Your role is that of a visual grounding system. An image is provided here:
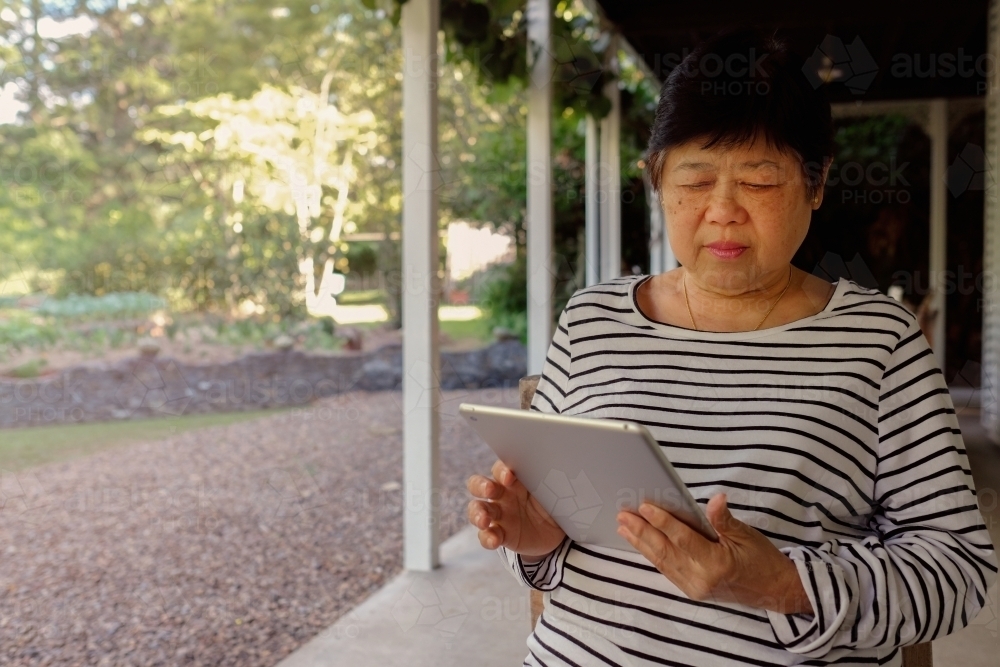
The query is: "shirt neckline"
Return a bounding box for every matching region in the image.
[628,274,846,341]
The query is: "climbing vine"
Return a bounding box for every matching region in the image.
[368,0,617,118]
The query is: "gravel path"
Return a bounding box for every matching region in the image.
[0,386,521,666]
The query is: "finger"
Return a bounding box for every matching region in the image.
[619,510,685,567]
[467,499,500,529]
[617,518,686,580]
[467,473,504,500]
[635,502,713,559]
[478,525,505,550]
[705,493,740,534]
[491,459,516,487]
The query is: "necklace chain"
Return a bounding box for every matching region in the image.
[683,265,793,332]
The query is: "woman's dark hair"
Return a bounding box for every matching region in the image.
[645,29,834,200]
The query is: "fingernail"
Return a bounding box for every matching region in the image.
[639,503,653,517]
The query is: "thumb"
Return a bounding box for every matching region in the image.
[706,493,738,534]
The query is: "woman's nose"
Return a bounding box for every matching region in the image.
[703,187,748,226]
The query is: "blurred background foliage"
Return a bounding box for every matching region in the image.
[0,0,655,341]
[3,0,935,355]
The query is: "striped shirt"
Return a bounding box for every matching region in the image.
[498,274,998,666]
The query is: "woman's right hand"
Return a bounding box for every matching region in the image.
[466,459,567,558]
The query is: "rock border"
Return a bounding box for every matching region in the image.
[0,340,528,428]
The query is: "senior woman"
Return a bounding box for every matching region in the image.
[465,30,997,666]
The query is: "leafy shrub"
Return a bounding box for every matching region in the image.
[0,314,60,355]
[34,292,166,320]
[9,358,48,378]
[343,243,379,276]
[479,256,527,344]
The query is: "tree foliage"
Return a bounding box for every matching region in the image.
[0,0,658,330]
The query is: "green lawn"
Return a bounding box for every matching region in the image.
[0,408,294,471]
[333,295,494,345]
[440,316,492,343]
[336,289,384,305]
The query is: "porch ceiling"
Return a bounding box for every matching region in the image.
[593,0,988,102]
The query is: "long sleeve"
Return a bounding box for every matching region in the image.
[497,304,576,590]
[527,305,573,415]
[498,534,575,591]
[766,314,998,658]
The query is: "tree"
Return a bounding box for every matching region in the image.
[150,84,377,316]
[0,0,657,331]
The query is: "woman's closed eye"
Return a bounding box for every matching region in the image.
[680,180,778,191]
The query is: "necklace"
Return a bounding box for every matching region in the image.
[683,265,793,332]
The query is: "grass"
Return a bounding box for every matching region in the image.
[0,407,296,471]
[336,289,384,305]
[8,358,48,378]
[440,316,492,343]
[332,302,494,344]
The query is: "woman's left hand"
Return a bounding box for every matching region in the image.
[616,493,813,615]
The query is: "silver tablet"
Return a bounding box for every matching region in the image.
[459,402,718,554]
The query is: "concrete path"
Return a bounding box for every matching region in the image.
[275,526,532,667]
[932,412,1000,666]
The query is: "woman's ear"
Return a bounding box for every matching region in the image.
[821,156,833,188]
[812,156,834,208]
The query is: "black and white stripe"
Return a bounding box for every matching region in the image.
[498,274,997,666]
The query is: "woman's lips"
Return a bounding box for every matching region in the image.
[705,243,747,259]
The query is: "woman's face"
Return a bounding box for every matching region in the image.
[659,137,819,294]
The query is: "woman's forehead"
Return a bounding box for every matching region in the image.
[672,157,783,172]
[666,140,795,171]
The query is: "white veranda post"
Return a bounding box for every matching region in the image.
[401,0,441,571]
[586,114,601,287]
[984,0,1000,441]
[927,98,948,369]
[526,0,554,375]
[599,55,621,282]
